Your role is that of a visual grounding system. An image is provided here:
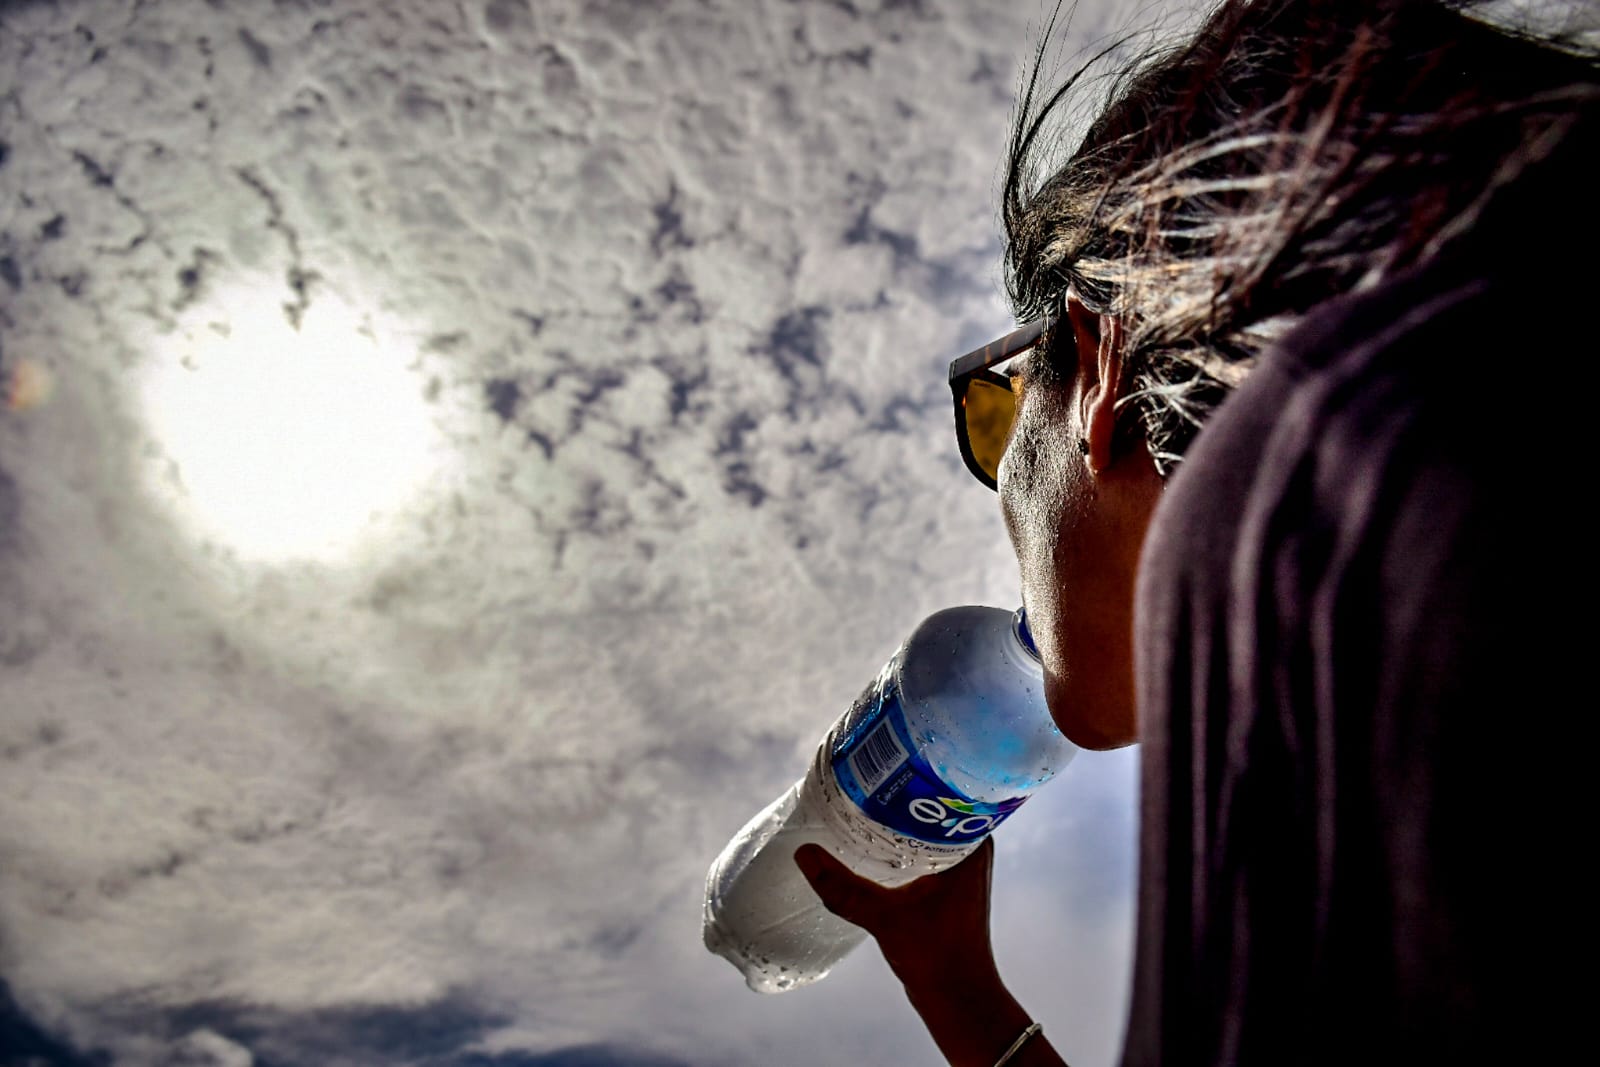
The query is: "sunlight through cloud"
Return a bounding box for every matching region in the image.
[135,278,448,566]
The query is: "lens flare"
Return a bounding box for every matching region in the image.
[3,359,56,412]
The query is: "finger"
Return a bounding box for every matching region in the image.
[922,835,994,897]
[972,833,995,889]
[793,844,883,929]
[932,834,993,877]
[972,833,995,874]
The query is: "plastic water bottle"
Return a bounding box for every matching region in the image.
[702,605,1077,993]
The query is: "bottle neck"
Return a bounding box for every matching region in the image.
[1012,607,1041,663]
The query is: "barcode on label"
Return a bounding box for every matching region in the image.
[849,719,909,796]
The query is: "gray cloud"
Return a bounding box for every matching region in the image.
[0,0,1147,1063]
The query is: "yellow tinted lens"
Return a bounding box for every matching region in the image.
[964,377,1017,482]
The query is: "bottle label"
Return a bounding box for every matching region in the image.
[830,669,1028,845]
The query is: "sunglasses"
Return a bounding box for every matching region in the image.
[947,317,1053,490]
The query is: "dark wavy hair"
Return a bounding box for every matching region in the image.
[1004,0,1598,473]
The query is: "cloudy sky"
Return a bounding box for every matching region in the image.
[0,1,1166,1063]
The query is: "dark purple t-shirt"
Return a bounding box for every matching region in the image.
[1122,117,1590,1065]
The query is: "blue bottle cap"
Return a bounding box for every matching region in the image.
[1013,606,1041,660]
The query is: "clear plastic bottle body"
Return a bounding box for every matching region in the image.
[703,606,1077,993]
[701,739,939,993]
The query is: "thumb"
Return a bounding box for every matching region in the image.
[794,844,885,930]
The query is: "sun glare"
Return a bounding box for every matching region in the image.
[136,281,448,566]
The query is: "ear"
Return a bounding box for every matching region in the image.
[1065,294,1126,476]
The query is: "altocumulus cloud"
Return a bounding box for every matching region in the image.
[0,0,1144,1064]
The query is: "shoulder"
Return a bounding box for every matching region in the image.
[1120,80,1596,1067]
[1125,216,1585,1066]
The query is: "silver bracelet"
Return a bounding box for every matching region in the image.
[994,1021,1043,1066]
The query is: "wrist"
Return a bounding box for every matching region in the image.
[899,950,1001,1010]
[901,962,1034,1067]
[886,928,999,993]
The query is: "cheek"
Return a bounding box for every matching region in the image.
[997,386,1087,685]
[999,391,1070,558]
[999,397,1073,628]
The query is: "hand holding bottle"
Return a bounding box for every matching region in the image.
[796,838,1068,1067]
[793,837,1000,988]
